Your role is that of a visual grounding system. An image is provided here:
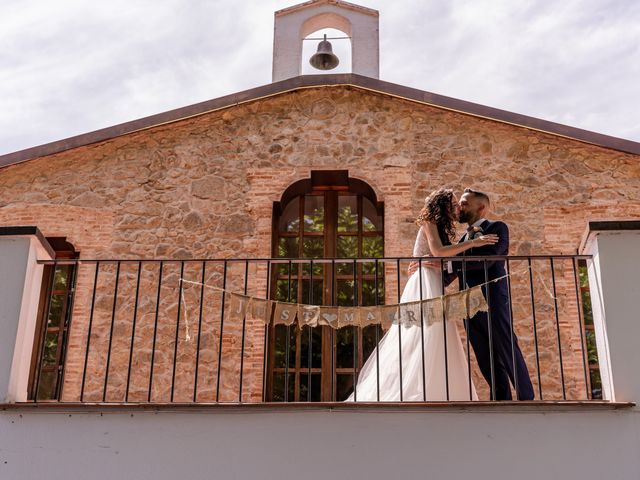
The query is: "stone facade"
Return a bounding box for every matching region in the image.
[1,86,638,402]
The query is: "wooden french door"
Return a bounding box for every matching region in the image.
[28,238,78,401]
[268,172,384,401]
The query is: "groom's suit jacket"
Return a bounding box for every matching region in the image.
[452,219,509,291]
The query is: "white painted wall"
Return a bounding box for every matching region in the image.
[0,236,52,402]
[1,407,638,480]
[583,230,640,407]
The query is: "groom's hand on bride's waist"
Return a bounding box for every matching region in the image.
[407,259,442,276]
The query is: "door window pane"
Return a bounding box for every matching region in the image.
[300,326,322,368]
[361,279,385,306]
[362,236,383,258]
[275,279,298,303]
[336,327,355,368]
[302,279,324,305]
[590,369,602,399]
[337,236,357,275]
[47,294,65,327]
[336,374,354,401]
[337,280,355,307]
[304,195,324,232]
[300,374,321,402]
[53,266,70,290]
[362,236,384,274]
[303,237,324,259]
[275,262,296,278]
[274,325,296,369]
[362,325,383,360]
[363,198,382,232]
[272,373,295,402]
[42,332,59,366]
[337,196,358,232]
[36,371,58,401]
[278,237,299,258]
[279,198,300,233]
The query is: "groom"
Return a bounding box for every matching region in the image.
[448,188,534,401]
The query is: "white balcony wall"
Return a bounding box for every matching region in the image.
[1,406,639,480]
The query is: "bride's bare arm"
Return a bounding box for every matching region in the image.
[423,222,497,257]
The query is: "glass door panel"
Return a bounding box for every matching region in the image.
[271,181,384,402]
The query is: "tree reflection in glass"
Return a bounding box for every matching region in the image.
[304,195,324,233]
[337,196,358,232]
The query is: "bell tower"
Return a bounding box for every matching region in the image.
[272,0,380,82]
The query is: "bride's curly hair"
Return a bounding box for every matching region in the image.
[415,188,456,242]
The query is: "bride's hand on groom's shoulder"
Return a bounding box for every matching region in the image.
[472,234,499,247]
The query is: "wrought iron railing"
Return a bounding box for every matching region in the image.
[32,254,599,404]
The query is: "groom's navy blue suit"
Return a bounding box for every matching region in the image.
[449,219,534,400]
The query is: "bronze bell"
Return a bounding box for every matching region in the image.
[309,34,339,70]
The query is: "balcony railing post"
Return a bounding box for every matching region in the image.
[57,258,79,402]
[483,260,496,401]
[396,259,403,402]
[572,257,590,400]
[440,259,450,401]
[238,260,249,402]
[193,261,207,402]
[148,261,164,403]
[81,261,100,403]
[307,259,313,402]
[284,260,292,402]
[352,258,357,402]
[124,261,142,403]
[505,259,519,400]
[528,258,543,400]
[374,258,380,402]
[549,258,566,400]
[262,260,271,402]
[170,261,185,402]
[215,261,228,402]
[418,258,426,401]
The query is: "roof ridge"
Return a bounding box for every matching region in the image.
[1,73,638,169]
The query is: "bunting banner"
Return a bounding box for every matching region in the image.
[214,284,487,329]
[177,264,536,330]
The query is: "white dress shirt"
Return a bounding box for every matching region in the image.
[448,218,487,273]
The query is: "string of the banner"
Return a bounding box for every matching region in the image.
[178,263,539,308]
[175,264,564,341]
[179,280,191,342]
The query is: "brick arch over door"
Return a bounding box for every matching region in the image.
[268,170,385,401]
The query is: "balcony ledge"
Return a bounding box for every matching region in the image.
[1,400,634,414]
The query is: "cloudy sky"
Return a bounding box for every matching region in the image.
[1,0,639,155]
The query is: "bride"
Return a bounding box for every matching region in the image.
[347,188,497,401]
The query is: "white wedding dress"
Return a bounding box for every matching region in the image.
[347,227,478,401]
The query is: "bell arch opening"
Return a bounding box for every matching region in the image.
[301,12,353,75]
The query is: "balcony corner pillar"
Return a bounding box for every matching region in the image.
[0,226,54,403]
[580,221,640,406]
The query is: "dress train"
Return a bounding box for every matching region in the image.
[346,266,478,401]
